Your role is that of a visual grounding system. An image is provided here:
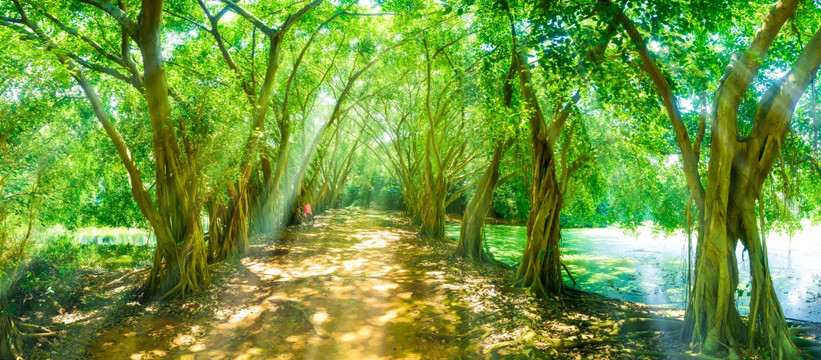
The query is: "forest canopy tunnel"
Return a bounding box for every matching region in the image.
[2,0,821,358]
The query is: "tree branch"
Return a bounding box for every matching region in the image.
[76,0,138,39]
[611,3,706,209]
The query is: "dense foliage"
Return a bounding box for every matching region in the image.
[1,0,820,358]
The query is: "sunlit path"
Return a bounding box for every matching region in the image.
[6,0,821,357]
[86,209,492,359]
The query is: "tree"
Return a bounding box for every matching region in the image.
[504,0,616,297]
[611,0,821,355]
[0,54,87,356]
[358,21,484,238]
[1,0,212,299]
[457,59,516,262]
[199,0,324,261]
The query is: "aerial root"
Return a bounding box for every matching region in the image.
[561,262,576,287]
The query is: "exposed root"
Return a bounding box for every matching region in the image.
[273,300,329,339]
[556,333,617,349]
[1,313,62,359]
[556,329,674,349]
[97,268,150,290]
[486,256,515,270]
[486,329,537,353]
[554,317,685,350]
[496,285,528,294]
[789,327,815,336]
[609,348,728,359]
[789,329,821,359]
[786,318,820,325]
[791,335,821,350]
[588,317,683,336]
[618,317,683,334]
[801,346,821,358]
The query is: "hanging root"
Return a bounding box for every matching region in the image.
[561,262,576,287]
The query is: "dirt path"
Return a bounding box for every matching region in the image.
[85,209,498,359]
[27,209,821,359]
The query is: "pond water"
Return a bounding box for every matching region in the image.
[445,223,821,322]
[76,227,154,245]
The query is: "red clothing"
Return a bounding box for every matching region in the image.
[303,204,313,216]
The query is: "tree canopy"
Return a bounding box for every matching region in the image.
[2,0,821,358]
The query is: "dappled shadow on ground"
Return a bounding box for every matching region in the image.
[80,209,494,359]
[35,209,819,359]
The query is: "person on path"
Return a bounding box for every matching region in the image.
[303,203,314,226]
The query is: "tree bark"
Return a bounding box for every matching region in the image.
[616,0,821,356]
[209,0,324,261]
[511,48,574,297]
[137,0,208,299]
[457,141,508,261]
[6,0,210,300]
[420,130,447,238]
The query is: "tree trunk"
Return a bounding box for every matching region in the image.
[211,0,323,259]
[253,139,291,234]
[420,132,446,239]
[510,44,575,297]
[513,136,565,297]
[457,141,508,261]
[459,59,516,261]
[211,34,280,261]
[138,0,208,299]
[614,0,821,355]
[420,188,446,238]
[209,182,249,262]
[506,9,616,296]
[685,16,821,360]
[24,0,209,300]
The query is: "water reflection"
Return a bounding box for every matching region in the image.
[76,228,154,245]
[445,224,821,322]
